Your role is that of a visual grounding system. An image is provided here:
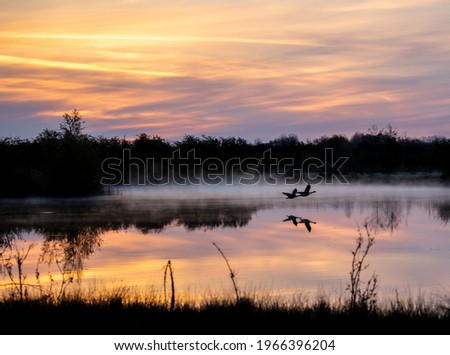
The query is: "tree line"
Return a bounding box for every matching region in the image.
[1,110,449,197]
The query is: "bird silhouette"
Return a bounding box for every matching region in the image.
[282,188,299,199]
[298,218,317,232]
[283,215,301,226]
[297,184,316,197]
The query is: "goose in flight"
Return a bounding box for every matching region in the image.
[282,188,299,199]
[298,218,317,232]
[297,184,316,197]
[283,215,301,226]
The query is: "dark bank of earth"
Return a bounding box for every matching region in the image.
[1,300,449,335]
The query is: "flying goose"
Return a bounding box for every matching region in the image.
[297,184,316,197]
[282,188,299,199]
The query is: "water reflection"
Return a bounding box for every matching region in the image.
[1,184,449,302]
[283,215,317,232]
[39,226,103,274]
[2,189,450,239]
[435,203,450,225]
[0,199,262,285]
[283,215,301,226]
[363,200,404,234]
[298,218,317,233]
[0,198,261,238]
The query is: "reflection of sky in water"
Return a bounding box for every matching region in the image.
[1,183,449,302]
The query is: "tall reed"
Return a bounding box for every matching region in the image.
[163,260,175,311]
[212,242,240,302]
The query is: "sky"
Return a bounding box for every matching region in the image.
[1,0,449,142]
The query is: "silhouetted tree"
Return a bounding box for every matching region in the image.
[60,109,85,138]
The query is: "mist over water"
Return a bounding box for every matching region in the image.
[1,180,449,303]
[107,176,450,199]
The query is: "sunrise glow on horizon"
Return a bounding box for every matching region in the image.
[1,0,449,141]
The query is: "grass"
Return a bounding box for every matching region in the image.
[0,290,449,335]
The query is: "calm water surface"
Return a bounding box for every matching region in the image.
[1,183,449,303]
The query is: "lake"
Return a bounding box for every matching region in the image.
[1,181,449,305]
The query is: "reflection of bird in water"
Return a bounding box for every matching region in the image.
[283,215,301,226]
[298,218,317,232]
[283,215,317,232]
[282,188,300,199]
[297,184,316,197]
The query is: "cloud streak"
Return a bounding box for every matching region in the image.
[0,54,181,77]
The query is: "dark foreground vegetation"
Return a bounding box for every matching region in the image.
[1,294,449,335]
[1,109,450,197]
